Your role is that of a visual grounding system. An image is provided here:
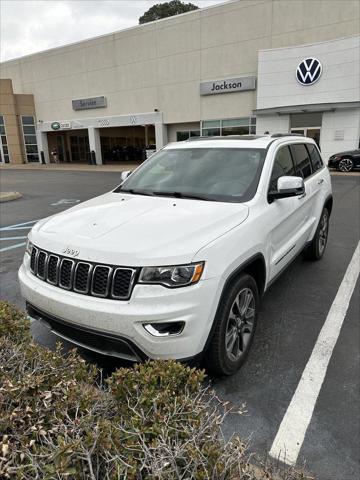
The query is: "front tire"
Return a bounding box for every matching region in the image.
[205,274,259,376]
[338,158,354,172]
[303,207,329,261]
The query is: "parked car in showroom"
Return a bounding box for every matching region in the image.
[20,134,332,376]
[328,148,360,172]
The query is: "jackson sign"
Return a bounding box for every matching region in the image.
[200,76,256,95]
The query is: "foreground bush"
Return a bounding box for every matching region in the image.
[0,301,311,479]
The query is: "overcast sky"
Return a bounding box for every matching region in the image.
[0,0,223,62]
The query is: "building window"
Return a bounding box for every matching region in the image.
[21,116,39,162]
[0,115,10,163]
[176,129,200,142]
[201,117,256,137]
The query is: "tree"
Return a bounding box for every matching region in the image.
[139,0,199,24]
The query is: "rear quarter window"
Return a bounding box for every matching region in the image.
[306,144,323,172]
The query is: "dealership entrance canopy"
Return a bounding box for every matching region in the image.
[0,0,359,166]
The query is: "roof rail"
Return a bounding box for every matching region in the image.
[186,135,262,141]
[271,133,304,138]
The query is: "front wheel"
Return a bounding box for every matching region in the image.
[205,274,259,376]
[303,207,329,261]
[338,158,354,172]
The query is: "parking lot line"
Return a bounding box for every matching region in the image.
[269,241,360,465]
[0,236,28,241]
[0,219,40,232]
[0,242,27,253]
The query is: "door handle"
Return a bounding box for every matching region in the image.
[317,178,324,185]
[298,192,306,200]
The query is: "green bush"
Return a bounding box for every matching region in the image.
[0,301,313,479]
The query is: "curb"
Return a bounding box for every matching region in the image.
[0,192,23,203]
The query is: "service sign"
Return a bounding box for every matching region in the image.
[200,76,256,95]
[72,96,107,111]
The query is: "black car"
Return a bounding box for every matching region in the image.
[328,148,360,172]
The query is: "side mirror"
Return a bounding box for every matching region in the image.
[120,170,131,183]
[268,176,305,202]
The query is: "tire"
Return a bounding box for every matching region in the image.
[303,207,329,261]
[205,273,259,376]
[338,157,354,172]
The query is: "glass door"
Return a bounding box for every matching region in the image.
[291,127,321,148]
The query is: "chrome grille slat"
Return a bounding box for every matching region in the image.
[74,262,92,294]
[59,258,75,290]
[37,251,48,280]
[47,255,60,285]
[30,246,38,274]
[112,268,136,299]
[91,265,112,297]
[29,246,136,301]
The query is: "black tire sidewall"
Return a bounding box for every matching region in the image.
[314,207,329,259]
[208,274,259,376]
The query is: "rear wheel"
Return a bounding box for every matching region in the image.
[338,158,354,172]
[303,207,329,260]
[205,274,259,376]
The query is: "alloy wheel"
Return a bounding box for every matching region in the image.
[338,158,353,172]
[225,288,255,361]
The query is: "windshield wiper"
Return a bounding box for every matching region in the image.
[151,191,215,201]
[118,188,155,196]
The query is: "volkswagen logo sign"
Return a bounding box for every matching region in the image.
[296,57,322,86]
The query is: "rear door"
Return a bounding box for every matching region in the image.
[289,143,319,245]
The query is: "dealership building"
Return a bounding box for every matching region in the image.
[0,0,359,166]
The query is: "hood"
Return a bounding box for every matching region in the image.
[330,150,357,157]
[31,192,249,265]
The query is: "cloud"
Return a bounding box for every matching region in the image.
[0,0,220,61]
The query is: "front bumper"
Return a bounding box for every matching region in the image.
[19,261,221,360]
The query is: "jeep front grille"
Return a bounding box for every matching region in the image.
[29,246,137,301]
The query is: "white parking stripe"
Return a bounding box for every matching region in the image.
[0,219,39,231]
[269,241,360,465]
[0,242,27,253]
[0,236,28,241]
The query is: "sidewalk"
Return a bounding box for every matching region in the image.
[0,162,141,172]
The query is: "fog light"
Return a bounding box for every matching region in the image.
[143,322,185,337]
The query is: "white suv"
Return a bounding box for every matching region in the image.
[19,135,332,375]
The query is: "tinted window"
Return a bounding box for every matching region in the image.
[306,144,323,172]
[290,144,312,179]
[269,146,295,191]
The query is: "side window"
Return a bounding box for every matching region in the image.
[290,144,312,179]
[306,143,323,173]
[269,146,295,191]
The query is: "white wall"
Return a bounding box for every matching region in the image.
[321,109,360,161]
[1,1,359,125]
[257,36,360,110]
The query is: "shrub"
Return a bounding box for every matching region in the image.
[0,302,313,479]
[0,300,30,343]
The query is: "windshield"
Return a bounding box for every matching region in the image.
[115,147,266,202]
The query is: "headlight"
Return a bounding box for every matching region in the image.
[139,262,204,288]
[25,239,33,256]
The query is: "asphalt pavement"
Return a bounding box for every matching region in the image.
[0,169,359,480]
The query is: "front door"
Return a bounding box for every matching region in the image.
[267,145,303,281]
[291,127,321,148]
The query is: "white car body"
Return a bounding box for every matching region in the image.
[19,135,332,366]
